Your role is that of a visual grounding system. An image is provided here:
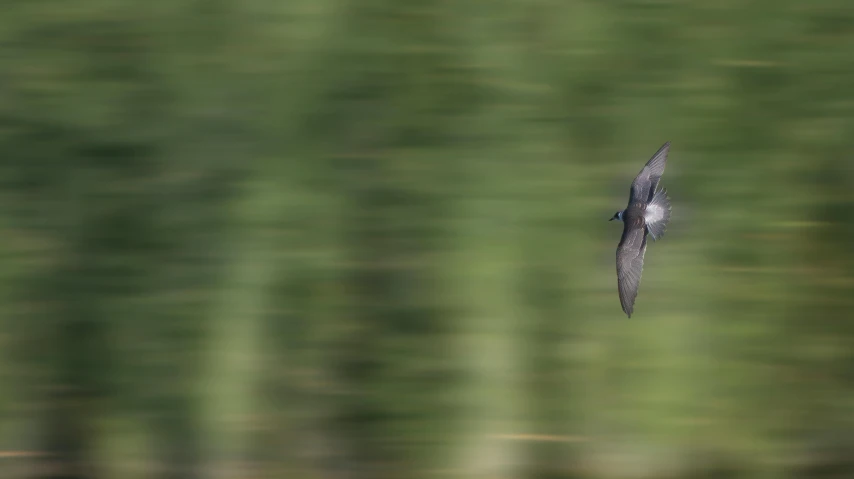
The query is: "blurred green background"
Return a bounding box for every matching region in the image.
[2,0,854,478]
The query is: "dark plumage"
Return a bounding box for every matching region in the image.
[609,142,672,317]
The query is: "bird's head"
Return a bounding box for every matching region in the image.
[609,210,624,222]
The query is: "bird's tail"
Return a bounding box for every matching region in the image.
[645,188,671,241]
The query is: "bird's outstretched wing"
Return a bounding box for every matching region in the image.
[630,141,670,204]
[616,220,648,318]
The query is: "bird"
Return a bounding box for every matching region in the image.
[609,141,672,318]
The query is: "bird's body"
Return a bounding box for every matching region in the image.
[609,142,672,317]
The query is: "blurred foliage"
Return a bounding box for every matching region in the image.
[1,0,854,478]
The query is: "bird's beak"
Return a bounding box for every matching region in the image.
[608,216,615,221]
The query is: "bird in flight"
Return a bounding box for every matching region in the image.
[609,142,672,318]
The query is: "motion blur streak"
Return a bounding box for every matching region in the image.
[0,1,853,478]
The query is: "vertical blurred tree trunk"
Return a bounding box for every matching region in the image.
[442,138,526,478]
[452,204,525,479]
[198,175,284,479]
[517,244,578,478]
[31,140,159,479]
[332,165,397,478]
[328,159,441,479]
[42,266,104,479]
